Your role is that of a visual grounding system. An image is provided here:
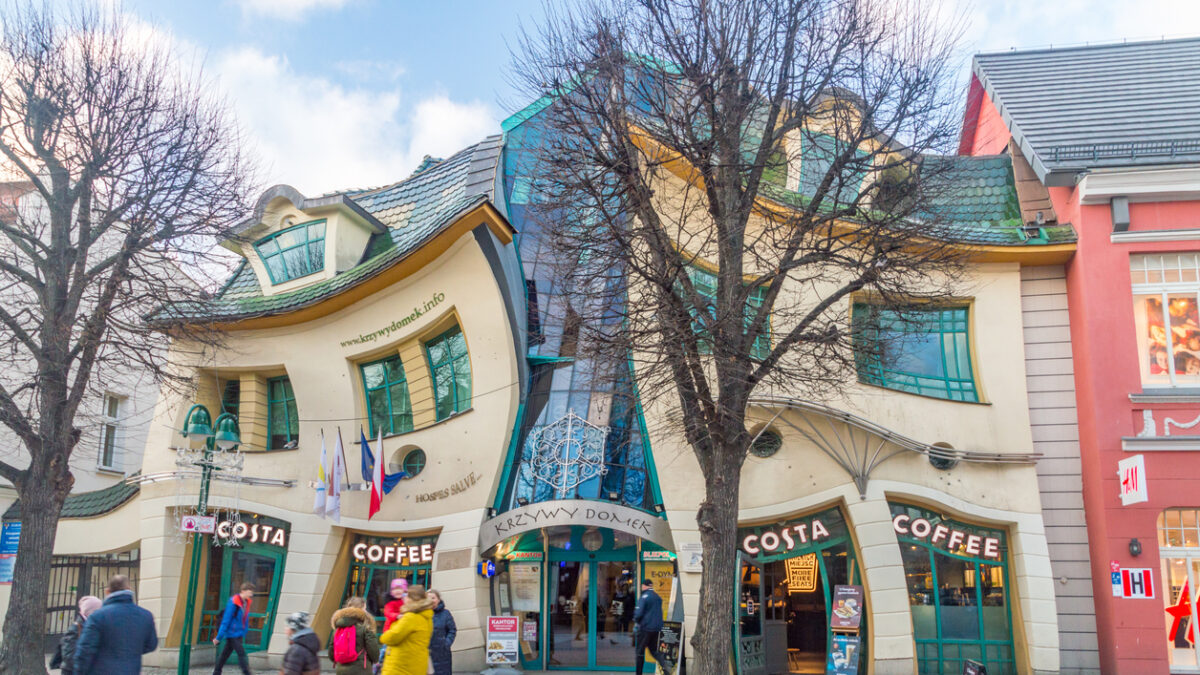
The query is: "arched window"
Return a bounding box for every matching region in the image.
[1158,508,1200,669]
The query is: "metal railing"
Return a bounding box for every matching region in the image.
[1050,139,1200,164]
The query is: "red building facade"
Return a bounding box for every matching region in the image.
[964,39,1200,673]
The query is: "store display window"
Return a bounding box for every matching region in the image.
[1130,253,1200,388]
[890,502,1014,675]
[1159,508,1200,671]
[341,532,438,625]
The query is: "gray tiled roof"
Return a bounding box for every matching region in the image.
[155,135,504,323]
[973,37,1200,181]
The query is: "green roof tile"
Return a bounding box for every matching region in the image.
[3,480,138,521]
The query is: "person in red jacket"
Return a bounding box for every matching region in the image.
[382,578,409,631]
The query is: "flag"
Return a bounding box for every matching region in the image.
[313,431,328,517]
[328,429,345,523]
[359,427,407,495]
[369,428,384,520]
[360,428,374,483]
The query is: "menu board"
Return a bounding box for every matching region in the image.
[486,616,519,665]
[826,634,860,675]
[656,621,682,674]
[510,562,541,612]
[829,585,864,631]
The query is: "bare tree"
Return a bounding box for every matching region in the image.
[0,4,252,671]
[510,0,968,671]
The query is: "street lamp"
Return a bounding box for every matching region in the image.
[177,403,240,675]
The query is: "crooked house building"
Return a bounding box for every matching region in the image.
[3,81,1098,675]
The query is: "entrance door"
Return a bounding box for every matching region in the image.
[548,560,637,670]
[200,543,286,652]
[736,552,767,675]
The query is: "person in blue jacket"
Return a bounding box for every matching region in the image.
[632,579,671,675]
[212,582,257,675]
[73,575,158,675]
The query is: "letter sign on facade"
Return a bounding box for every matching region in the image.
[892,514,1001,560]
[1118,454,1149,506]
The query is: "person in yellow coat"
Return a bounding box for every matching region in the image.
[380,584,437,675]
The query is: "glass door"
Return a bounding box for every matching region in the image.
[736,552,767,675]
[595,561,637,668]
[549,561,590,668]
[548,559,637,670]
[226,549,282,650]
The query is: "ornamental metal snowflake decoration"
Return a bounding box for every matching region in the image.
[530,410,609,499]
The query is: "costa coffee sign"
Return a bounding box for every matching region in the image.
[216,520,287,547]
[741,519,831,555]
[892,513,1000,559]
[353,541,434,565]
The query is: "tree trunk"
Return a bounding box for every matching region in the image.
[0,467,67,675]
[689,449,743,675]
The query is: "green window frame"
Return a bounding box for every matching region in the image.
[220,379,240,419]
[890,502,1014,675]
[425,325,472,421]
[361,355,413,437]
[402,449,427,477]
[685,265,771,360]
[853,303,979,402]
[266,377,298,450]
[254,220,326,284]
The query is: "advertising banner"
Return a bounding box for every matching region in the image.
[486,616,519,666]
[829,585,864,631]
[656,621,683,674]
[0,522,20,584]
[826,634,860,675]
[510,563,542,612]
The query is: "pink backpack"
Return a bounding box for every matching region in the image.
[332,625,362,664]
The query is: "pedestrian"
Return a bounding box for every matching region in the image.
[382,577,409,631]
[211,582,256,675]
[329,596,381,675]
[633,579,671,675]
[73,575,158,674]
[281,611,321,675]
[49,595,101,675]
[380,584,436,675]
[426,590,457,675]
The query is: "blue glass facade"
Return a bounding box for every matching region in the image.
[496,112,663,514]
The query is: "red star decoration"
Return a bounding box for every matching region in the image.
[1167,582,1196,645]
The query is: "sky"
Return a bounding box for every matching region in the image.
[115,0,1200,195]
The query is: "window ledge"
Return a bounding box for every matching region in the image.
[1130,389,1200,403]
[857,380,990,405]
[376,407,476,440]
[1122,436,1200,452]
[95,466,125,476]
[244,446,300,454]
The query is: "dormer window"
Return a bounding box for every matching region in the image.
[254,219,326,283]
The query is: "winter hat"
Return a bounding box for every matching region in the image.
[285,611,311,631]
[78,596,102,618]
[390,578,409,593]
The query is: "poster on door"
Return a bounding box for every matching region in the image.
[486,616,519,665]
[510,563,541,612]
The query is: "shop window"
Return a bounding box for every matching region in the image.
[341,533,437,625]
[683,265,771,360]
[425,325,472,420]
[890,502,1014,675]
[361,355,413,437]
[254,220,326,283]
[1158,508,1200,669]
[1131,253,1200,388]
[402,449,426,477]
[98,394,123,472]
[266,377,299,450]
[853,303,980,402]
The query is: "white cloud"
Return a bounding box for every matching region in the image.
[233,0,351,21]
[212,47,496,194]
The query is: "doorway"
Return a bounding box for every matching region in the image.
[548,559,638,670]
[200,543,286,652]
